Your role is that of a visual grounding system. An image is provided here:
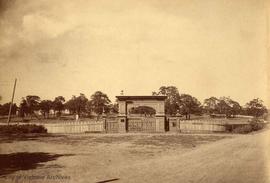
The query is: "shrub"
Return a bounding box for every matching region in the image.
[232,125,253,134]
[0,124,47,134]
[231,118,266,134]
[250,118,265,131]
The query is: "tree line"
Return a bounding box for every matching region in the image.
[0,86,268,119]
[152,86,267,119]
[0,91,115,119]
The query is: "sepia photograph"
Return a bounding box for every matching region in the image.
[0,0,269,182]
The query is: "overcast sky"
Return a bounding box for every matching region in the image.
[0,0,269,107]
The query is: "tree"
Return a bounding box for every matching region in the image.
[65,97,77,115]
[0,103,17,116]
[85,100,93,115]
[110,103,119,114]
[245,98,267,117]
[217,97,242,118]
[25,95,40,118]
[179,94,202,119]
[19,98,28,119]
[103,103,119,115]
[65,94,88,117]
[39,100,53,119]
[204,97,242,118]
[153,86,181,115]
[203,97,219,114]
[89,91,111,116]
[52,96,65,117]
[216,98,230,115]
[228,100,242,117]
[152,91,158,96]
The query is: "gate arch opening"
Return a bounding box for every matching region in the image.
[128,106,156,117]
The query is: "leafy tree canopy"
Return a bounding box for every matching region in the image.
[153,86,180,115]
[245,98,267,117]
[203,96,242,117]
[25,95,40,113]
[89,91,111,115]
[52,96,65,116]
[0,103,17,115]
[39,100,53,118]
[65,94,88,116]
[179,94,202,119]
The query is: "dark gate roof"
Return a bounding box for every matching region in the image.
[116,95,167,101]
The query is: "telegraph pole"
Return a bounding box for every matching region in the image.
[7,78,17,125]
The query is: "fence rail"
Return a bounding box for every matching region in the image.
[168,118,237,132]
[105,118,119,133]
[38,121,105,133]
[0,117,255,134]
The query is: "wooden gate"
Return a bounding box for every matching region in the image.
[105,118,119,133]
[127,117,156,132]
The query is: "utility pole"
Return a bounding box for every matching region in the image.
[7,78,17,125]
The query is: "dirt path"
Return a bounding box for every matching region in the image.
[99,130,269,183]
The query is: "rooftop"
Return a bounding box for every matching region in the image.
[116,95,167,101]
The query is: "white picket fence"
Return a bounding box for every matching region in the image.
[2,117,254,134]
[41,119,229,134]
[168,118,237,132]
[179,120,226,132]
[37,121,105,133]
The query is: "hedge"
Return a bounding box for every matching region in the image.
[231,118,266,134]
[0,124,47,134]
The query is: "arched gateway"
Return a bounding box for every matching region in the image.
[116,95,167,132]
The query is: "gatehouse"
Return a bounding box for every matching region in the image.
[116,95,167,132]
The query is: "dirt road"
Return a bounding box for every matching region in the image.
[113,130,270,183]
[105,130,270,183]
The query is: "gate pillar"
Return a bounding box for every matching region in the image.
[118,116,127,133]
[118,100,127,133]
[155,115,165,132]
[155,101,166,132]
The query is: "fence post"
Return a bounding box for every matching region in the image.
[104,118,107,133]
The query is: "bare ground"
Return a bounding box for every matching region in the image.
[0,131,269,183]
